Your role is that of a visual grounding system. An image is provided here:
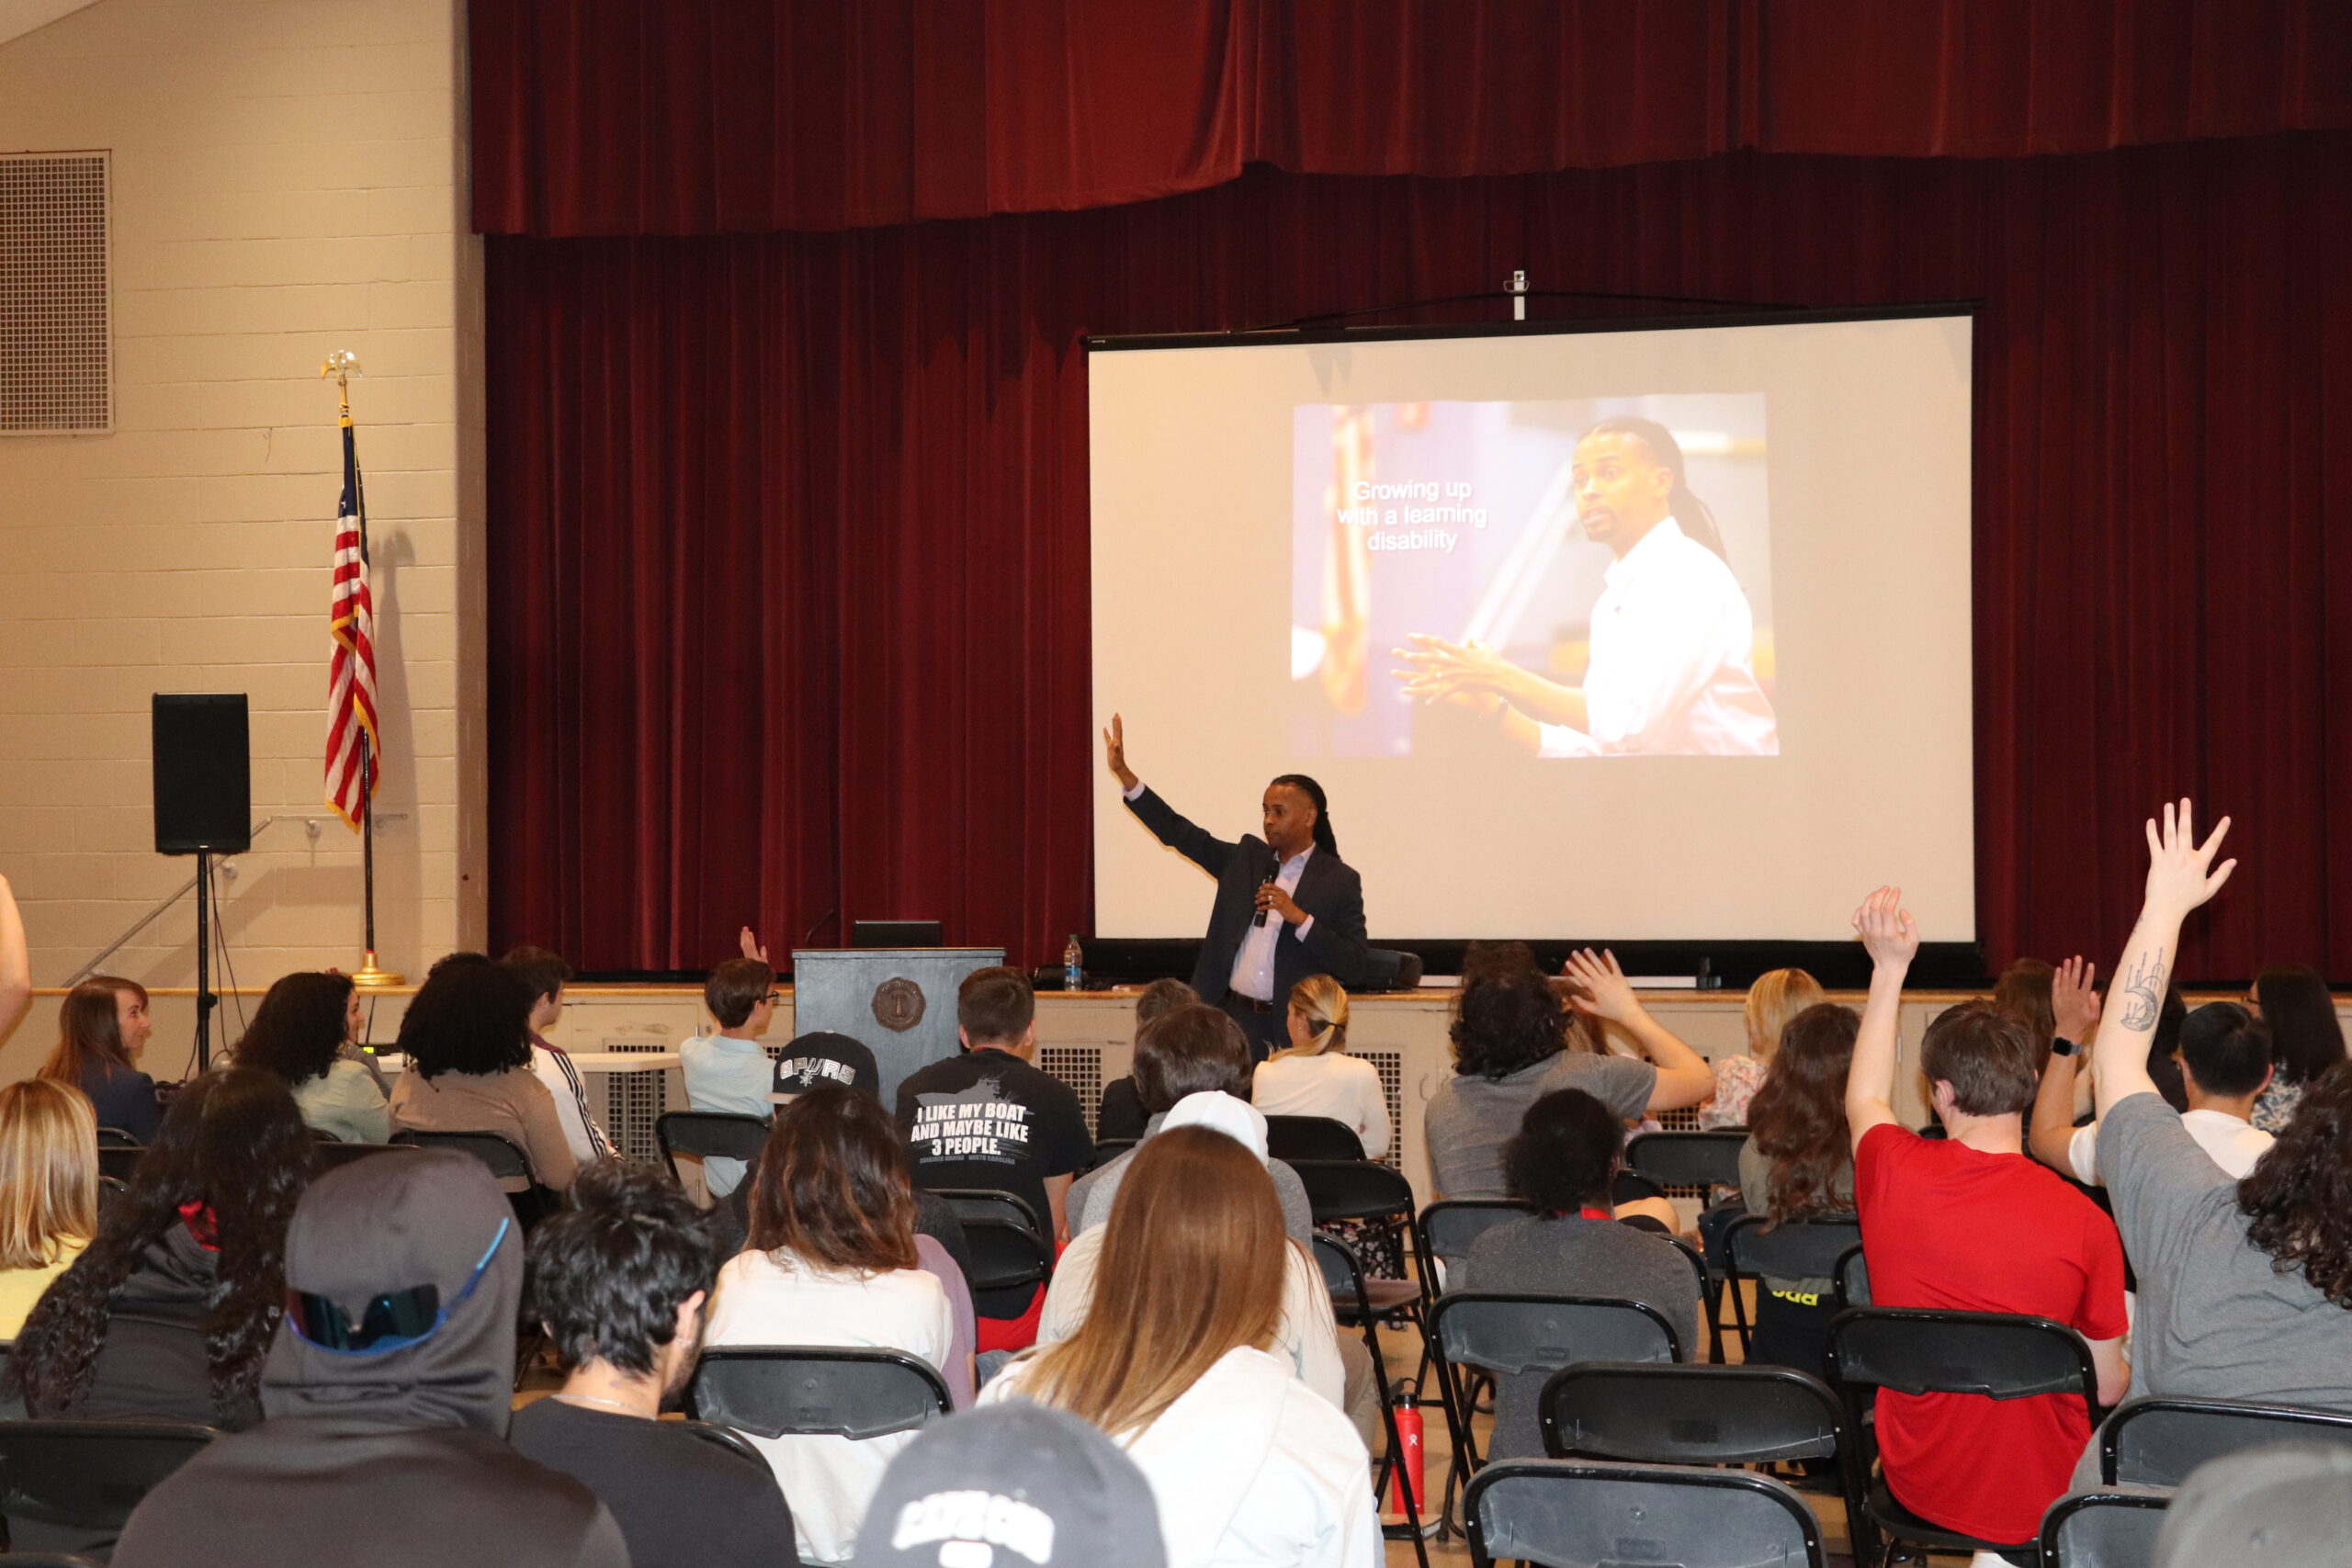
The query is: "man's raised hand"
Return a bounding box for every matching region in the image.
[1562,948,1641,1022]
[2143,799,2235,920]
[2052,955,2101,1042]
[739,926,769,964]
[1102,712,1138,792]
[1851,886,1920,972]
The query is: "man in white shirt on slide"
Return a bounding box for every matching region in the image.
[1393,416,1777,756]
[2030,957,2275,1184]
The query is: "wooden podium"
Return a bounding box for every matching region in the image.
[790,946,1005,1105]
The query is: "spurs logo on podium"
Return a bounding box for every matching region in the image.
[871,976,926,1032]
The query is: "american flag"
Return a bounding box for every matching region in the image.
[325,419,377,828]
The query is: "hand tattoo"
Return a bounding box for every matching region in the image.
[2119,948,2166,1031]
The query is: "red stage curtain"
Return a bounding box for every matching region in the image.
[470,0,2350,235]
[486,131,2352,980]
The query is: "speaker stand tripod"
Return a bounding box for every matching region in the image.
[192,848,217,1072]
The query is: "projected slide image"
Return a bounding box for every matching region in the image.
[1291,395,1777,759]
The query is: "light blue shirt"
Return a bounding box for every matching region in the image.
[679,1032,772,1196]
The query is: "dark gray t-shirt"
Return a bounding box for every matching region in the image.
[1424,1052,1657,1200]
[1460,1213,1700,1461]
[2099,1090,2352,1407]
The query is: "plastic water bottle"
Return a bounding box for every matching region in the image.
[1062,935,1084,994]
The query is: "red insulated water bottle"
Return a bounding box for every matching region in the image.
[1389,1389,1426,1517]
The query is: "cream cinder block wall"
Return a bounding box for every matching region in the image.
[0,0,483,1085]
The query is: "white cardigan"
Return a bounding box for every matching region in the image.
[982,1345,1376,1568]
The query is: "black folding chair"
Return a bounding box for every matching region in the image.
[1416,1199,1529,1286]
[93,1128,139,1149]
[389,1130,553,1228]
[685,1347,953,1444]
[2098,1394,2352,1486]
[92,1143,141,1186]
[1084,1137,1136,1171]
[1611,1168,1667,1205]
[1719,1213,1860,1358]
[1264,1114,1366,1162]
[314,1139,420,1170]
[1313,1235,1429,1568]
[0,1420,218,1541]
[1463,1458,1825,1568]
[1834,1243,1871,1308]
[1826,1306,2108,1568]
[654,1111,771,1190]
[958,1217,1054,1319]
[2039,1489,2170,1568]
[1625,1130,1748,1191]
[1290,1159,1423,1313]
[926,1189,1044,1239]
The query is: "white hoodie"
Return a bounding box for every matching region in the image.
[982,1345,1377,1568]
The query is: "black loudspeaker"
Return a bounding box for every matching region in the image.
[152,694,251,854]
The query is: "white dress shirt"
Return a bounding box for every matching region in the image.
[1536,516,1779,757]
[2069,1105,2273,1184]
[1122,780,1315,1001]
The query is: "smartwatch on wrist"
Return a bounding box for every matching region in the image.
[2050,1036,2078,1057]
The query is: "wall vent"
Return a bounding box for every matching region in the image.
[0,151,110,434]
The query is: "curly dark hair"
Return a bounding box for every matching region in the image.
[2238,1061,2352,1308]
[1747,1004,1859,1224]
[232,971,355,1088]
[1501,1089,1622,1213]
[8,1067,314,1427]
[527,1160,728,1378]
[396,953,534,1080]
[1451,966,1569,1081]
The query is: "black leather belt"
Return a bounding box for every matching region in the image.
[1231,996,1278,1013]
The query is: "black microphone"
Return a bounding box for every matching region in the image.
[1253,847,1277,927]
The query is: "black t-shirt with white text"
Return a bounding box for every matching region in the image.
[894,1048,1092,1235]
[767,1031,881,1100]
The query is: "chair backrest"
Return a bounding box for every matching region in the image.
[1541,1360,1845,1465]
[1625,1131,1748,1190]
[655,1111,771,1174]
[1084,1138,1137,1171]
[1826,1307,2099,1406]
[1834,1244,1871,1307]
[94,1146,141,1185]
[0,1420,219,1531]
[1264,1115,1366,1162]
[959,1217,1053,1296]
[2100,1396,2352,1487]
[390,1128,537,1184]
[686,1348,953,1441]
[1419,1200,1530,1265]
[1724,1213,1863,1283]
[1611,1168,1666,1205]
[928,1188,1044,1238]
[1432,1292,1680,1376]
[1464,1458,1825,1568]
[677,1418,772,1472]
[93,1128,140,1150]
[315,1139,421,1170]
[1289,1158,1415,1225]
[1311,1233,1375,1310]
[2039,1489,2171,1568]
[1663,1235,1710,1303]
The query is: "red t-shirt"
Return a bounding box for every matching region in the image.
[1853,1124,2128,1543]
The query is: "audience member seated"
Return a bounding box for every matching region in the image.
[982,1127,1377,1568]
[1040,1090,1350,1420]
[1250,975,1390,1159]
[1068,1003,1313,1244]
[114,1149,627,1568]
[2247,962,2347,1134]
[1094,977,1197,1142]
[0,1077,96,1337]
[707,1083,956,1564]
[506,945,615,1162]
[233,970,390,1143]
[389,953,581,1194]
[514,1160,800,1568]
[897,966,1092,1246]
[1423,946,1714,1199]
[1992,955,2059,1076]
[1461,1088,1701,1461]
[38,975,162,1145]
[0,872,28,1050]
[2084,803,2352,1414]
[769,1029,881,1102]
[681,950,782,1198]
[2034,987,2274,1183]
[1700,966,1823,1129]
[1846,886,2127,1562]
[1736,1002,1860,1373]
[9,1068,313,1435]
[854,1403,1168,1568]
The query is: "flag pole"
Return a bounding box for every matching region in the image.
[323,351,401,989]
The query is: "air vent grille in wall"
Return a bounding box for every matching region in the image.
[0,151,110,434]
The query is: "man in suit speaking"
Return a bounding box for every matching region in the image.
[1103,714,1369,1057]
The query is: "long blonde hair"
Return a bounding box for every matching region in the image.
[0,1079,98,1270]
[1744,968,1826,1060]
[1020,1127,1286,1438]
[1275,975,1350,1059]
